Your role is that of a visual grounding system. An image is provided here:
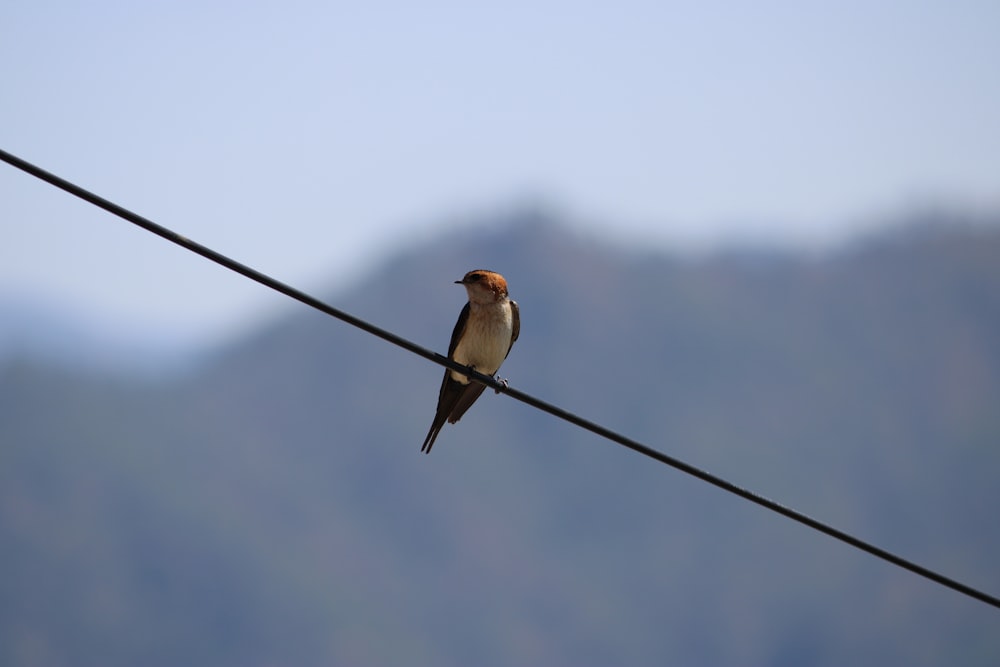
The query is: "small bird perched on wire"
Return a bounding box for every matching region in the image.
[421,270,520,454]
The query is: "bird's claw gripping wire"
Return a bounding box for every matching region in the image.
[494,376,510,393]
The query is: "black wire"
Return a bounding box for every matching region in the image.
[2,147,998,610]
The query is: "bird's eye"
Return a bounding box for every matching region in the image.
[469,274,482,282]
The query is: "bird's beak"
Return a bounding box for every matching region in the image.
[454,279,465,285]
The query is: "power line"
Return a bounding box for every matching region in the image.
[2,147,998,611]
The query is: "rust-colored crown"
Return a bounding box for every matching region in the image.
[457,270,508,297]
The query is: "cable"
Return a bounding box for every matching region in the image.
[2,147,998,610]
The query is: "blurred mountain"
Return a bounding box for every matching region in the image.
[0,296,198,375]
[2,210,999,666]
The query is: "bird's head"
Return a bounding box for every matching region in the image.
[456,270,509,303]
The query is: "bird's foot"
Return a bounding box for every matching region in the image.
[494,376,509,394]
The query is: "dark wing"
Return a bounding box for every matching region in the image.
[447,302,471,357]
[421,303,473,454]
[443,382,487,426]
[506,299,520,358]
[421,374,470,453]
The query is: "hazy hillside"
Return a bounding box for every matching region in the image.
[0,296,197,374]
[2,211,999,666]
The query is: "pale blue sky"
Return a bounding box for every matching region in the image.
[2,1,999,345]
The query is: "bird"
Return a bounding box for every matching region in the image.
[421,269,520,454]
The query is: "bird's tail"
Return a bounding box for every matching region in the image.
[421,419,445,454]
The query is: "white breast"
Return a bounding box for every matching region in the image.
[450,301,514,384]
